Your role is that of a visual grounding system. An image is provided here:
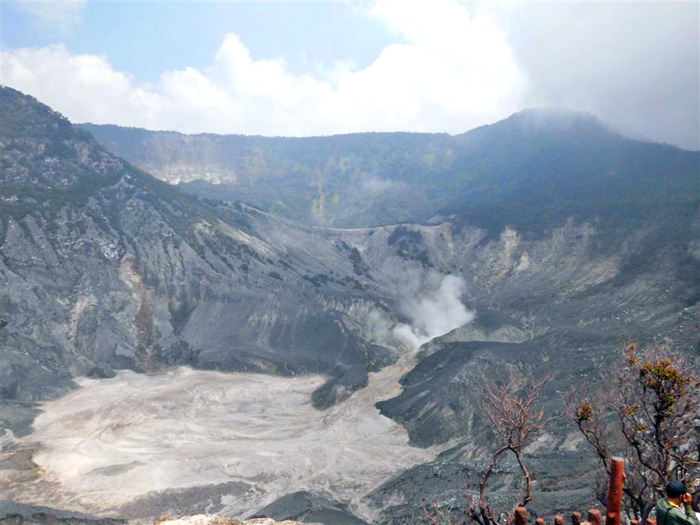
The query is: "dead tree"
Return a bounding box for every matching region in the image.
[469,371,555,525]
[568,343,700,521]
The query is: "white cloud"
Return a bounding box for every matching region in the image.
[6,0,693,147]
[1,0,526,136]
[489,1,700,149]
[1,45,168,125]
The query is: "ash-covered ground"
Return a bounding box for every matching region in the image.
[1,357,434,521]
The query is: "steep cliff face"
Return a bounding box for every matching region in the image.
[0,88,400,433]
[79,110,699,238]
[4,87,699,433]
[2,88,699,523]
[356,218,699,522]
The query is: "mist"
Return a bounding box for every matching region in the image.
[495,2,700,150]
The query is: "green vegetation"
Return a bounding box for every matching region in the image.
[302,272,366,291]
[0,87,259,266]
[388,226,432,266]
[568,344,699,520]
[81,111,699,248]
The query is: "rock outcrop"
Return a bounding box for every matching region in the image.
[1,87,698,523]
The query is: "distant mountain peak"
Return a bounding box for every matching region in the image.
[501,107,613,133]
[459,106,624,146]
[513,106,599,120]
[1,86,74,139]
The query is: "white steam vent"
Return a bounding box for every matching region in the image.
[370,271,474,352]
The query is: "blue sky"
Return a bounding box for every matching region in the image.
[2,1,699,149]
[3,2,395,83]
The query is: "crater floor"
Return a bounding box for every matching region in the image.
[2,358,434,520]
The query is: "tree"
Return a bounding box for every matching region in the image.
[468,371,555,525]
[569,343,700,520]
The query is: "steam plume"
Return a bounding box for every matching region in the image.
[370,272,474,352]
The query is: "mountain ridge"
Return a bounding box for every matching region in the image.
[2,87,699,523]
[78,107,684,147]
[78,109,699,236]
[0,86,402,418]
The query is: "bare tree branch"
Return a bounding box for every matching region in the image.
[468,370,555,524]
[567,343,700,520]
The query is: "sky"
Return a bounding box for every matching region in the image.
[1,0,699,150]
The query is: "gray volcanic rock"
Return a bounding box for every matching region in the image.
[0,499,125,524]
[0,402,40,438]
[117,482,254,520]
[79,110,699,238]
[251,492,368,525]
[365,445,596,524]
[376,333,615,449]
[364,459,477,525]
[2,87,699,523]
[359,215,699,519]
[365,338,604,521]
[0,87,398,433]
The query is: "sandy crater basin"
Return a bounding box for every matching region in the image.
[8,359,434,518]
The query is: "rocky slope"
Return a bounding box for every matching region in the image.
[0,87,404,434]
[79,109,699,237]
[1,87,698,523]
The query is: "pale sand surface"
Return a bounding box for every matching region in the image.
[2,356,434,519]
[159,517,305,524]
